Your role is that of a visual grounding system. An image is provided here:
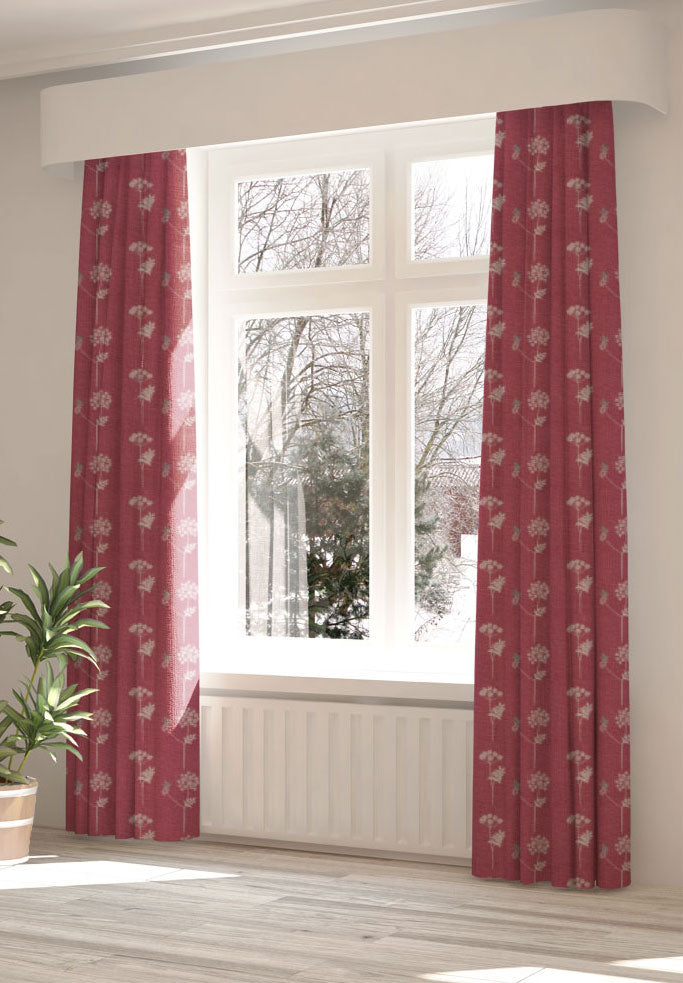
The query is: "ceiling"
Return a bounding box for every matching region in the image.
[0,0,618,81]
[0,0,325,49]
[0,0,365,79]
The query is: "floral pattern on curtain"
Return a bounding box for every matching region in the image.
[67,151,199,841]
[473,103,629,888]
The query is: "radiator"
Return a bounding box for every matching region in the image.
[199,695,473,860]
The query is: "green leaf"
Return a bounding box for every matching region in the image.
[51,584,80,619]
[8,612,43,643]
[0,739,22,755]
[70,553,85,586]
[57,601,109,627]
[6,587,41,624]
[47,679,62,709]
[0,763,28,784]
[56,690,97,712]
[12,689,32,717]
[55,653,69,675]
[39,661,52,695]
[28,565,50,608]
[53,636,98,659]
[1,704,29,734]
[75,565,105,586]
[56,682,78,702]
[68,618,109,632]
[61,714,93,726]
[56,722,83,736]
[51,563,70,602]
[0,713,13,741]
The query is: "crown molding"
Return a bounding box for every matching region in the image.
[0,0,539,81]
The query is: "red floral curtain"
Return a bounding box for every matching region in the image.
[67,151,199,840]
[473,104,629,888]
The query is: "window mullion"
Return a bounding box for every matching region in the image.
[385,149,414,653]
[369,298,387,652]
[391,295,415,652]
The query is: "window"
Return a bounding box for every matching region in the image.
[239,311,370,640]
[237,169,371,273]
[413,303,487,648]
[199,117,494,683]
[412,155,493,261]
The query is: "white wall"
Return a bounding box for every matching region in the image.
[1,0,682,883]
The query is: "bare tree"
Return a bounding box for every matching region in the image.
[237,160,490,640]
[414,304,486,640]
[238,169,370,273]
[413,158,492,260]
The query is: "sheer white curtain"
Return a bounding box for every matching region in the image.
[240,352,309,637]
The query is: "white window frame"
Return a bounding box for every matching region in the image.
[192,115,495,699]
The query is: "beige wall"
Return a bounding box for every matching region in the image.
[0,1,682,883]
[613,0,683,887]
[0,74,82,827]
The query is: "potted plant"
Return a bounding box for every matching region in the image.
[0,520,108,866]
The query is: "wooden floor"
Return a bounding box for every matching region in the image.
[0,829,681,983]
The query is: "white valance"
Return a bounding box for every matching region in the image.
[40,7,666,167]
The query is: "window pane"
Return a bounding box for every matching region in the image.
[413,305,486,645]
[412,155,493,261]
[239,312,370,639]
[237,169,370,273]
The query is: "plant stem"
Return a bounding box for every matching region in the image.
[26,660,40,695]
[16,749,32,778]
[14,659,41,780]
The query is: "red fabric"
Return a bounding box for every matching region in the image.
[473,104,629,887]
[67,152,199,840]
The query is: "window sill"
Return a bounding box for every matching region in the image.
[200,672,474,706]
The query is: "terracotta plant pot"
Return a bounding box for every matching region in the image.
[0,778,38,867]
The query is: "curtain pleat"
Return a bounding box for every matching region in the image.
[473,104,629,888]
[67,151,199,841]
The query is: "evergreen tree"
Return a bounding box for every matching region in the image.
[301,420,370,639]
[414,472,450,617]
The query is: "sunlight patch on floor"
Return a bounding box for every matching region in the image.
[421,969,542,983]
[422,968,676,983]
[613,959,683,975]
[527,971,678,983]
[0,859,240,890]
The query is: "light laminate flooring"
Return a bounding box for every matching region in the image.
[0,828,680,983]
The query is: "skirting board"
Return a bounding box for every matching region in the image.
[199,831,472,867]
